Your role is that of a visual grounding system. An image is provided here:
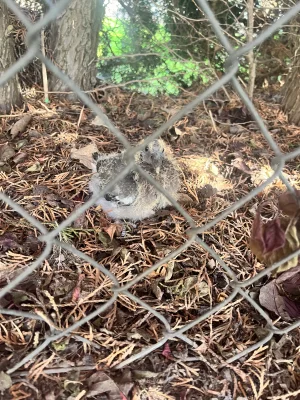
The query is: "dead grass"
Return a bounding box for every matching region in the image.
[0,87,300,399]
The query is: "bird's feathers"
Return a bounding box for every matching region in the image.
[89,139,180,221]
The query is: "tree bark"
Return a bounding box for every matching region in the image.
[0,1,22,114]
[49,0,104,98]
[282,16,300,126]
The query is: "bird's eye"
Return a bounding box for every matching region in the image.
[145,146,149,152]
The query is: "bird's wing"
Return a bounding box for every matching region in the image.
[91,152,140,206]
[102,172,138,206]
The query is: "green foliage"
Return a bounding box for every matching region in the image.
[97,0,292,95]
[98,18,214,95]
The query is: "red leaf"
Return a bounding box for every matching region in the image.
[259,280,291,321]
[259,265,300,321]
[278,189,300,217]
[162,342,172,359]
[72,274,84,302]
[263,219,285,254]
[283,297,300,318]
[277,265,300,297]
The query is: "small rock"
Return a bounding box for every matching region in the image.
[0,371,12,393]
[0,165,11,173]
[0,144,15,162]
[229,125,245,134]
[28,130,42,138]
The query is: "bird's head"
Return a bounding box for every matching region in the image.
[138,139,166,171]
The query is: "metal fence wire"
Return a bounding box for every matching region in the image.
[1,0,300,377]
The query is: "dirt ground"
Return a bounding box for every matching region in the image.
[0,86,300,399]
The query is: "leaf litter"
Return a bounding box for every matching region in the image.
[0,87,300,399]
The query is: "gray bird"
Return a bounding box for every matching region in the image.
[89,139,180,221]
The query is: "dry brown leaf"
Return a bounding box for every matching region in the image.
[91,115,108,127]
[0,233,20,252]
[178,193,194,205]
[104,224,117,241]
[86,371,127,399]
[276,265,300,298]
[151,281,163,300]
[10,114,32,139]
[259,279,291,321]
[45,193,74,209]
[70,142,98,170]
[231,157,253,175]
[13,151,27,164]
[98,231,111,247]
[115,370,134,399]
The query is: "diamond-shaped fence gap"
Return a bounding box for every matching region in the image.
[195,206,280,283]
[0,242,52,300]
[226,331,274,364]
[38,53,132,149]
[194,236,238,281]
[173,288,239,338]
[54,240,120,286]
[115,238,195,292]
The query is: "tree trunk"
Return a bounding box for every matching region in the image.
[282,16,300,126]
[49,0,104,98]
[282,61,300,126]
[0,1,22,114]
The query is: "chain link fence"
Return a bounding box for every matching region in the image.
[1,0,300,377]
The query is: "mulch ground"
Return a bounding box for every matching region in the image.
[0,85,300,399]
